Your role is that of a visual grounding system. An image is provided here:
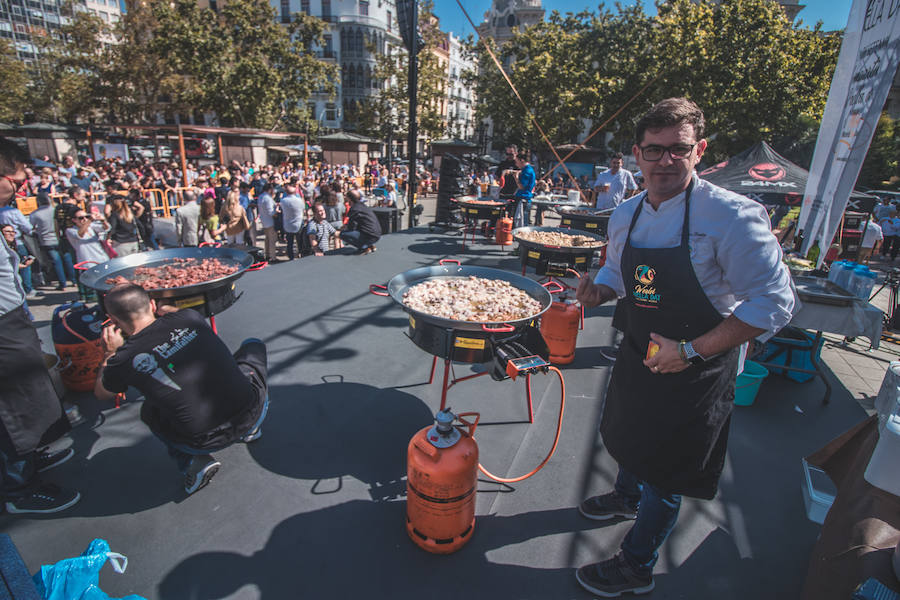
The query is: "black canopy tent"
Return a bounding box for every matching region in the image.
[699,141,876,213]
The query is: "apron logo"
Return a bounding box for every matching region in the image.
[633,265,660,305]
[634,265,656,285]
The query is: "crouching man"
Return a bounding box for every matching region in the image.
[94,284,268,495]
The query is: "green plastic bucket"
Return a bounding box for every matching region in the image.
[734,360,769,406]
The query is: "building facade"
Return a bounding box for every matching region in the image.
[474,0,544,46]
[0,0,121,65]
[447,32,476,140]
[270,0,400,132]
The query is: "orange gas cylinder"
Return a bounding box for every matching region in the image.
[495,216,513,246]
[540,294,580,364]
[407,410,478,554]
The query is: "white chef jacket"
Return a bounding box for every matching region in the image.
[594,175,794,337]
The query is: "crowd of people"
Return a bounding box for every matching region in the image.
[0,153,419,310]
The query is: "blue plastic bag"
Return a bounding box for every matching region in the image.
[32,539,146,600]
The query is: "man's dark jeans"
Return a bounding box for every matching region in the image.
[614,466,682,572]
[340,230,378,251]
[152,338,269,472]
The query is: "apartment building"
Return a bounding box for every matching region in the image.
[0,0,120,64]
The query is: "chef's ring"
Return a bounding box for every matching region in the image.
[652,366,659,373]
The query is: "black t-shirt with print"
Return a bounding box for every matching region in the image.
[102,309,255,446]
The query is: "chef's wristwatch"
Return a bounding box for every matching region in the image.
[679,340,705,366]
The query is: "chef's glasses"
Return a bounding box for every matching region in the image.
[638,143,697,162]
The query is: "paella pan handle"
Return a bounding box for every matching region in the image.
[199,241,222,248]
[481,323,514,333]
[73,260,98,271]
[439,259,461,266]
[246,261,268,271]
[369,284,389,297]
[542,281,565,294]
[565,268,582,279]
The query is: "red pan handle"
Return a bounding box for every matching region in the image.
[542,281,565,293]
[199,241,222,248]
[566,268,582,279]
[482,323,514,333]
[73,260,98,271]
[247,261,268,271]
[369,284,389,297]
[439,259,461,266]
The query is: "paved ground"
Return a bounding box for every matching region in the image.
[7,197,884,599]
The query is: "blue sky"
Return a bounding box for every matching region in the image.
[434,1,855,38]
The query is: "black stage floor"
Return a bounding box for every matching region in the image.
[4,228,867,599]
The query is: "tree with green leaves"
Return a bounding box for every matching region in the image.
[151,0,337,130]
[857,113,899,189]
[28,1,110,122]
[470,0,840,164]
[355,1,448,143]
[0,39,27,123]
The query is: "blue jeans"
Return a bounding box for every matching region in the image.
[15,244,32,293]
[42,245,76,287]
[156,395,269,472]
[340,230,377,250]
[615,467,682,571]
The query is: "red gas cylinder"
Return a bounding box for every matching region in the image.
[540,294,580,364]
[596,243,607,268]
[495,217,514,246]
[407,410,478,554]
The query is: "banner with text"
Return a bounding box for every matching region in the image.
[797,0,900,263]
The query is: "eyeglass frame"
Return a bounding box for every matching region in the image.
[637,142,698,162]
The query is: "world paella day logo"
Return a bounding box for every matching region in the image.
[633,265,660,304]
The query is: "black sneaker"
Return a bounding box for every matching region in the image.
[184,455,220,495]
[34,447,75,473]
[5,483,81,515]
[576,553,655,597]
[579,491,638,521]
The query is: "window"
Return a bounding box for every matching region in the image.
[321,0,330,20]
[325,102,336,121]
[323,33,332,57]
[11,6,21,15]
[280,0,290,23]
[14,23,25,32]
[300,0,308,13]
[0,21,10,31]
[347,64,355,88]
[386,10,390,32]
[359,0,367,16]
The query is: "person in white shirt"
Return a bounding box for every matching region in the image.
[859,215,883,264]
[573,98,794,597]
[279,183,305,260]
[592,153,638,210]
[256,183,278,262]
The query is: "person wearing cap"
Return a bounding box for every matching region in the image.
[0,137,79,514]
[574,98,793,596]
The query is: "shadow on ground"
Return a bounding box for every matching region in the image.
[158,502,606,600]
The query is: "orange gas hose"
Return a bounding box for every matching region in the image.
[477,366,566,483]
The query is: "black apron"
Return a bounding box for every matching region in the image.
[0,306,69,457]
[600,181,738,500]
